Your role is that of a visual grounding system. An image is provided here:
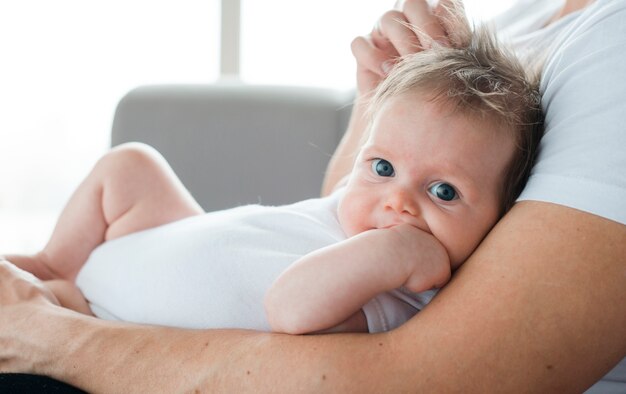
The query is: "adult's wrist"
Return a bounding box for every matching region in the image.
[36,305,88,376]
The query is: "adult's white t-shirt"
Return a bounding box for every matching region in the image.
[493,0,626,391]
[495,0,626,225]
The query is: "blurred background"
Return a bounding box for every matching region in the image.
[0,0,515,253]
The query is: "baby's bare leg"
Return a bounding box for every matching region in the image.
[5,143,203,281]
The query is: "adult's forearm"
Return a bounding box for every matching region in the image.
[4,202,625,392]
[397,201,626,392]
[25,307,394,393]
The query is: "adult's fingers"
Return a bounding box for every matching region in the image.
[433,0,471,47]
[376,10,422,56]
[0,260,58,306]
[351,35,390,94]
[401,0,450,48]
[371,21,400,60]
[352,0,464,95]
[0,259,38,284]
[351,35,392,78]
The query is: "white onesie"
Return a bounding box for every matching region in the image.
[76,189,435,332]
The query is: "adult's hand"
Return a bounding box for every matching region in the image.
[322,0,469,196]
[0,260,60,373]
[0,259,59,307]
[350,0,464,95]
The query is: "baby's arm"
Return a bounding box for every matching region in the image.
[265,224,451,334]
[43,279,94,316]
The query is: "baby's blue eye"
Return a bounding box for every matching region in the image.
[429,182,458,202]
[371,159,395,177]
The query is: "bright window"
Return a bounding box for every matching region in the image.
[240,0,516,88]
[0,0,219,252]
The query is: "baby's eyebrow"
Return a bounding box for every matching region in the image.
[360,144,392,158]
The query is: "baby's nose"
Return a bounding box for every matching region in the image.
[384,189,432,234]
[385,188,419,216]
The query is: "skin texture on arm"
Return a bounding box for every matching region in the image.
[1,200,624,392]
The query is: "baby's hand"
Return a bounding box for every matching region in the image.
[385,224,451,292]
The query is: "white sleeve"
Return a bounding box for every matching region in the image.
[362,288,437,333]
[517,0,626,225]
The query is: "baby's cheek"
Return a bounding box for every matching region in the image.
[452,211,501,267]
[338,207,358,237]
[337,198,365,237]
[446,230,484,269]
[337,199,352,235]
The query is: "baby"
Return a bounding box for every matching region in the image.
[4,25,543,334]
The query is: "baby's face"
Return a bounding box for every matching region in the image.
[337,93,516,268]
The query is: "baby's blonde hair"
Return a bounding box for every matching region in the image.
[368,14,543,214]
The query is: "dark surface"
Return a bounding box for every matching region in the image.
[0,374,86,393]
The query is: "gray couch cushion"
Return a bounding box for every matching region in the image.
[112,83,353,211]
